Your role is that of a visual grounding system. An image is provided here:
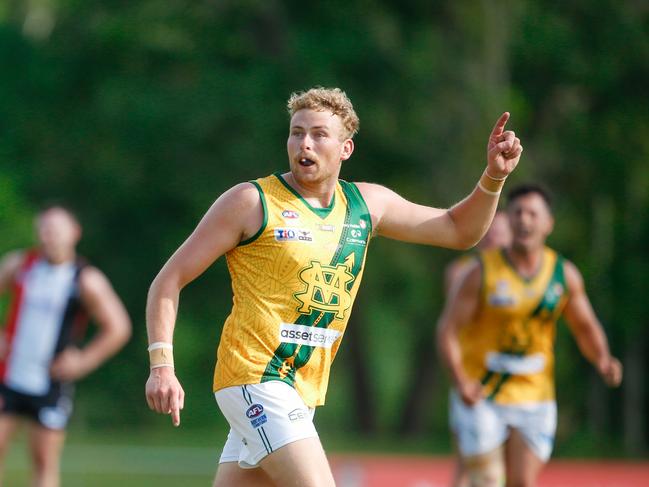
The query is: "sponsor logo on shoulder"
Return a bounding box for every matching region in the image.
[343,219,369,247]
[274,228,313,242]
[343,219,368,230]
[282,210,300,219]
[246,404,268,428]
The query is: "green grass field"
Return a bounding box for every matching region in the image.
[6,428,219,486]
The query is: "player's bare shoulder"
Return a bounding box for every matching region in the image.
[457,258,483,293]
[562,258,585,294]
[353,182,394,234]
[78,265,110,296]
[354,181,392,207]
[220,182,263,212]
[195,182,264,245]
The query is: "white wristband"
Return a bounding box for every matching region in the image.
[150,363,175,370]
[477,181,501,196]
[484,170,507,181]
[148,342,173,352]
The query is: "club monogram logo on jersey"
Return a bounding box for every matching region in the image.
[294,261,354,319]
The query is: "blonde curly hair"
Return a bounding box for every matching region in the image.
[287,87,359,140]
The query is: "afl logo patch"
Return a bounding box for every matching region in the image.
[282,210,299,219]
[246,403,268,429]
[246,404,264,419]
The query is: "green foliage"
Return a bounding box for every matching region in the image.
[0,0,647,456]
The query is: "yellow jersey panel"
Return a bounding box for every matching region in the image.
[213,173,372,407]
[459,247,568,404]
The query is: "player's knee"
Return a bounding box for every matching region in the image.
[31,446,61,474]
[0,436,10,458]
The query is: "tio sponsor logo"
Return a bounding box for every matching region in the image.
[274,228,313,242]
[246,404,264,419]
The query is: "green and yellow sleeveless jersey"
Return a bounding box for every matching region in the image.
[213,173,372,407]
[459,247,569,404]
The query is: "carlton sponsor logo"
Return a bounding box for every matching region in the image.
[279,323,341,348]
[246,404,264,419]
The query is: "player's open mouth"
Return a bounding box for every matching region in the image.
[299,158,316,167]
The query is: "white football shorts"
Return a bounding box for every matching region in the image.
[215,380,317,468]
[449,390,557,462]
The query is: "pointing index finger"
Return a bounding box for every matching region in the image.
[171,405,181,427]
[170,393,181,427]
[490,112,510,138]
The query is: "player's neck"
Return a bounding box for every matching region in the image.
[41,249,76,266]
[282,172,337,209]
[506,246,544,279]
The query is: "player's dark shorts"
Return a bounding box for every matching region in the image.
[0,382,74,430]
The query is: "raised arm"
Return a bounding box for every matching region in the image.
[437,261,484,405]
[0,250,24,295]
[0,251,25,359]
[50,266,132,382]
[145,182,263,426]
[562,260,622,387]
[358,113,522,249]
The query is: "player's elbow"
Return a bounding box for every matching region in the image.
[118,317,132,347]
[436,320,453,355]
[457,239,479,251]
[109,312,132,351]
[447,234,480,251]
[444,210,485,250]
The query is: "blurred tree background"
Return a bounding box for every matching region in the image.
[0,0,647,458]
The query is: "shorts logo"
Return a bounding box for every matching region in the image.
[274,228,313,242]
[282,210,299,219]
[246,404,264,419]
[246,404,268,429]
[288,408,309,422]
